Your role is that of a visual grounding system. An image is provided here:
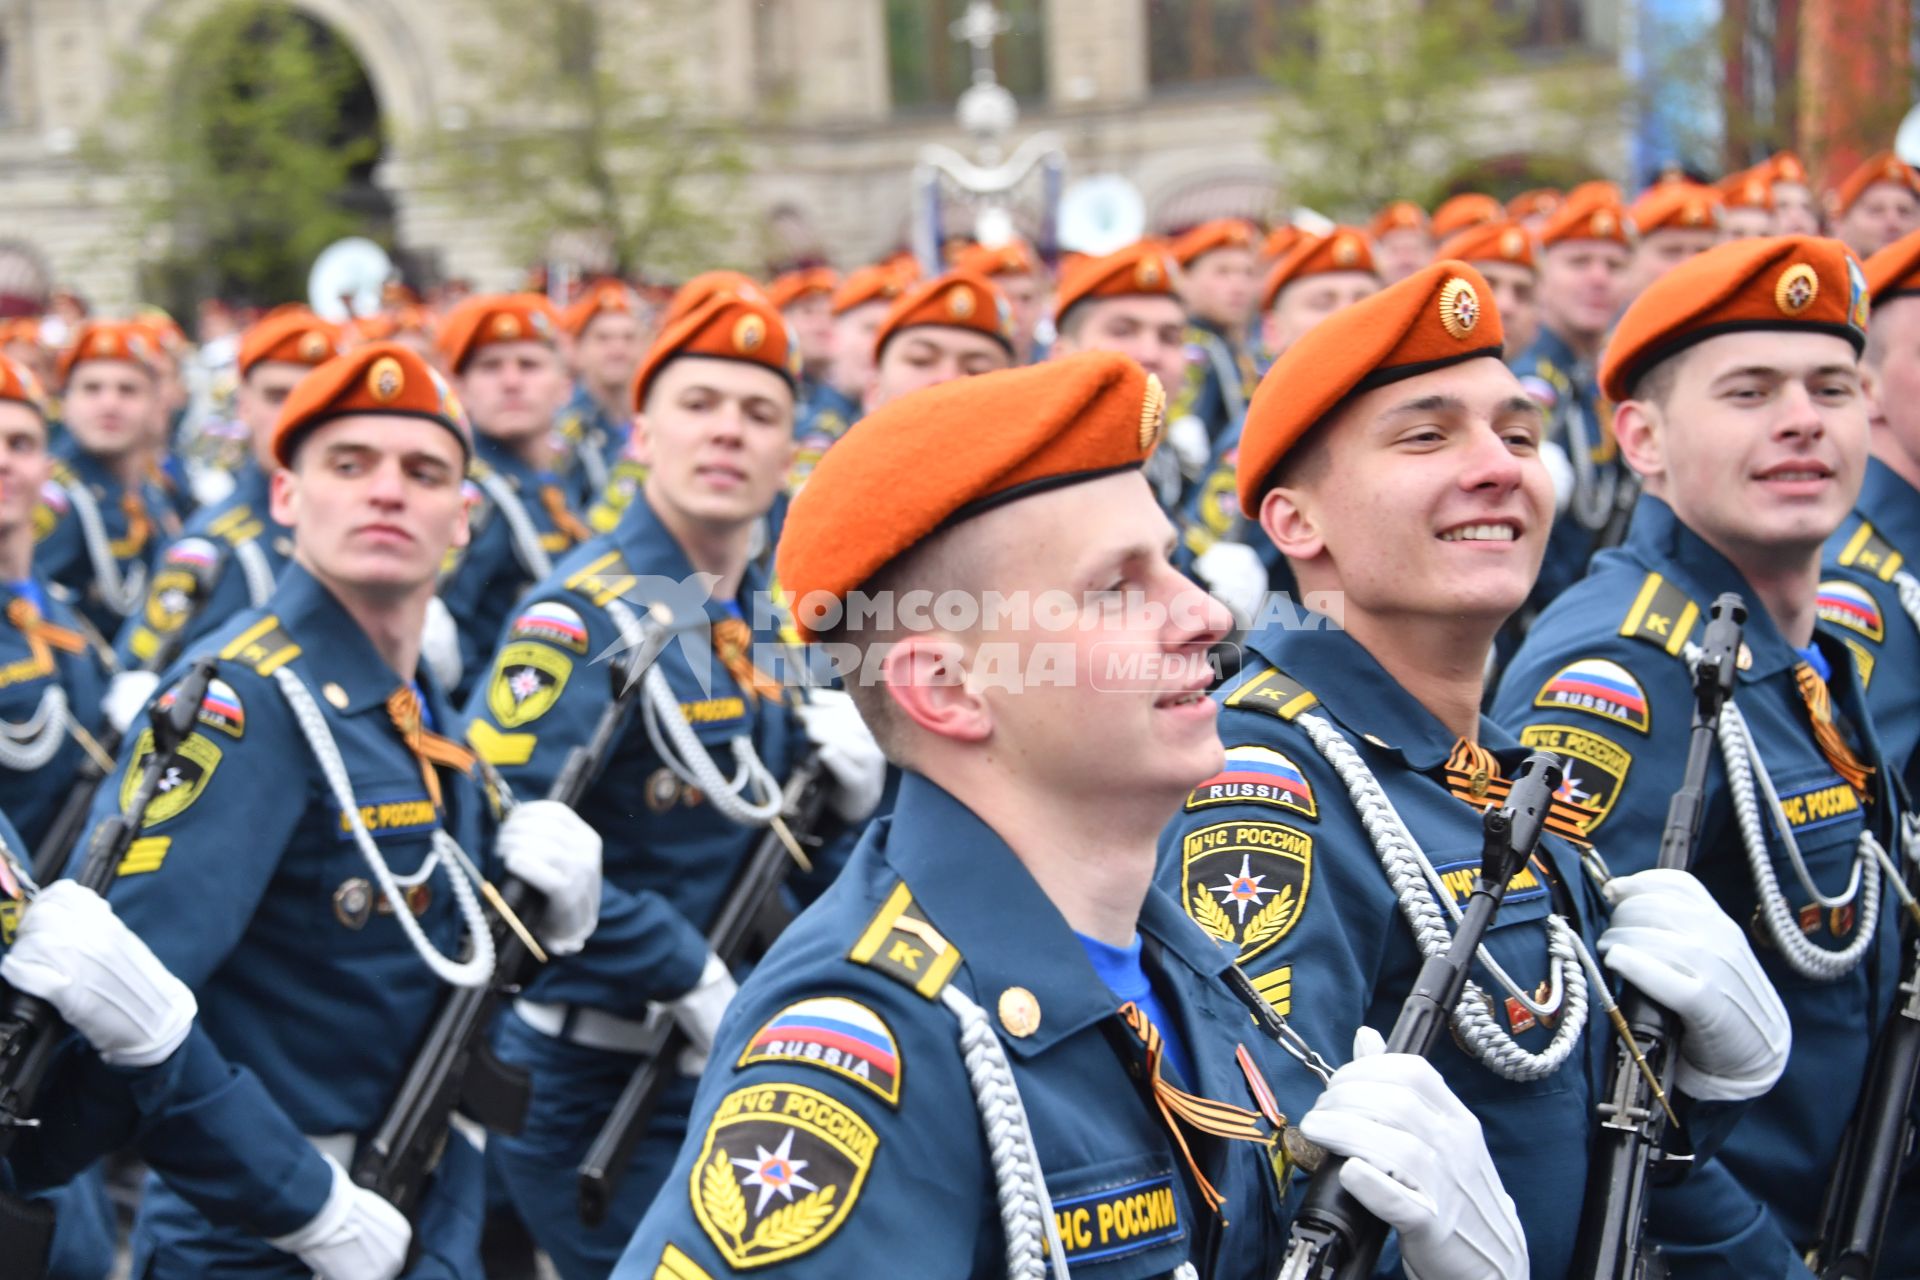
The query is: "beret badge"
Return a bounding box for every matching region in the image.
[368,356,405,403]
[1438,277,1482,340]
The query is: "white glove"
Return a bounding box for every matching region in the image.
[1597,868,1791,1101]
[671,952,739,1074]
[266,1153,409,1280]
[103,670,161,737]
[1298,1027,1529,1280]
[1166,414,1212,480]
[497,800,603,956]
[1,882,196,1068]
[1193,540,1267,628]
[795,689,886,824]
[420,595,463,693]
[1541,440,1575,517]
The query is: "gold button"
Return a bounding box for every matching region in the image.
[998,986,1042,1038]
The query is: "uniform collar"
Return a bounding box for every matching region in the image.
[567,381,623,434]
[1521,323,1584,373]
[881,772,1231,1060]
[232,459,274,513]
[1858,456,1920,555]
[609,490,770,614]
[57,443,123,495]
[475,431,545,489]
[1618,494,1798,680]
[264,563,412,714]
[809,381,861,424]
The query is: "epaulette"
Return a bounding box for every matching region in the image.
[1834,521,1905,583]
[467,457,495,482]
[848,882,960,999]
[1222,665,1319,722]
[47,460,76,487]
[563,547,635,608]
[1618,572,1699,656]
[218,614,301,675]
[206,504,265,547]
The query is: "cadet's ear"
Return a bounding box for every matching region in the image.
[878,636,989,745]
[627,412,653,469]
[268,463,299,528]
[1614,398,1664,484]
[1259,483,1322,563]
[1859,360,1884,424]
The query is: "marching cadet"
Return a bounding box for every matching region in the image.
[350,305,440,364]
[786,264,912,493]
[1513,183,1636,615]
[1767,152,1823,236]
[618,348,1528,1280]
[1165,260,1788,1278]
[1622,183,1725,302]
[1436,219,1539,359]
[0,357,111,848]
[1508,188,1564,232]
[116,307,339,670]
[1169,218,1261,451]
[435,293,589,699]
[1822,227,1920,785]
[37,320,180,636]
[1493,235,1907,1273]
[1826,151,1920,260]
[954,238,1050,363]
[1368,200,1434,283]
[557,282,647,503]
[468,291,885,1278]
[1718,167,1777,240]
[766,266,838,399]
[88,341,603,1278]
[1431,192,1503,241]
[865,268,1016,410]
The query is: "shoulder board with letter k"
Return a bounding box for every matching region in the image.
[848,882,960,999]
[1619,572,1698,657]
[1223,666,1319,722]
[1836,521,1904,583]
[563,549,635,608]
[219,615,300,675]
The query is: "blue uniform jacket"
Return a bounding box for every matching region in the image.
[1513,326,1628,613]
[1821,456,1920,788]
[616,772,1306,1279]
[0,577,108,850]
[555,383,629,509]
[1171,317,1252,452]
[88,562,494,1276]
[1494,494,1905,1270]
[789,381,860,493]
[35,444,179,637]
[115,460,291,672]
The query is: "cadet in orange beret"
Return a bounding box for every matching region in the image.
[1508,187,1563,230]
[1768,151,1821,235]
[113,308,340,673]
[954,237,1050,363]
[0,318,54,393]
[557,281,648,500]
[866,268,1014,410]
[469,290,883,1278]
[764,265,837,390]
[616,347,1510,1280]
[1170,218,1262,456]
[1432,191,1504,240]
[1623,182,1724,302]
[1260,227,1382,362]
[96,339,602,1279]
[1716,165,1777,239]
[433,293,586,698]
[801,263,913,454]
[38,321,182,635]
[1207,259,1784,1280]
[1369,201,1435,283]
[1497,236,1897,1275]
[1437,219,1539,358]
[1828,150,1920,260]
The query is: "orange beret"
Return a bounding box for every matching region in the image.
[1599,235,1869,403]
[1262,224,1305,261]
[560,281,639,338]
[1507,189,1563,221]
[775,350,1166,639]
[238,310,341,377]
[1539,184,1635,248]
[270,342,473,468]
[0,356,50,421]
[0,319,42,349]
[1717,166,1775,211]
[1628,182,1723,235]
[1828,151,1920,218]
[1865,227,1920,305]
[1170,219,1257,266]
[872,270,1014,360]
[1437,219,1536,271]
[953,239,1042,279]
[1237,260,1504,516]
[766,267,840,312]
[133,310,189,354]
[661,271,766,330]
[437,294,561,373]
[55,321,160,389]
[350,306,437,346]
[1431,193,1504,240]
[1054,242,1179,322]
[1260,229,1379,311]
[629,293,795,414]
[1369,201,1430,239]
[1769,151,1809,186]
[831,263,915,316]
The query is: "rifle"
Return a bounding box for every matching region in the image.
[349,615,674,1220]
[1570,592,1745,1279]
[576,751,831,1227]
[1811,810,1920,1274]
[1277,750,1564,1280]
[34,547,223,884]
[0,657,220,1155]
